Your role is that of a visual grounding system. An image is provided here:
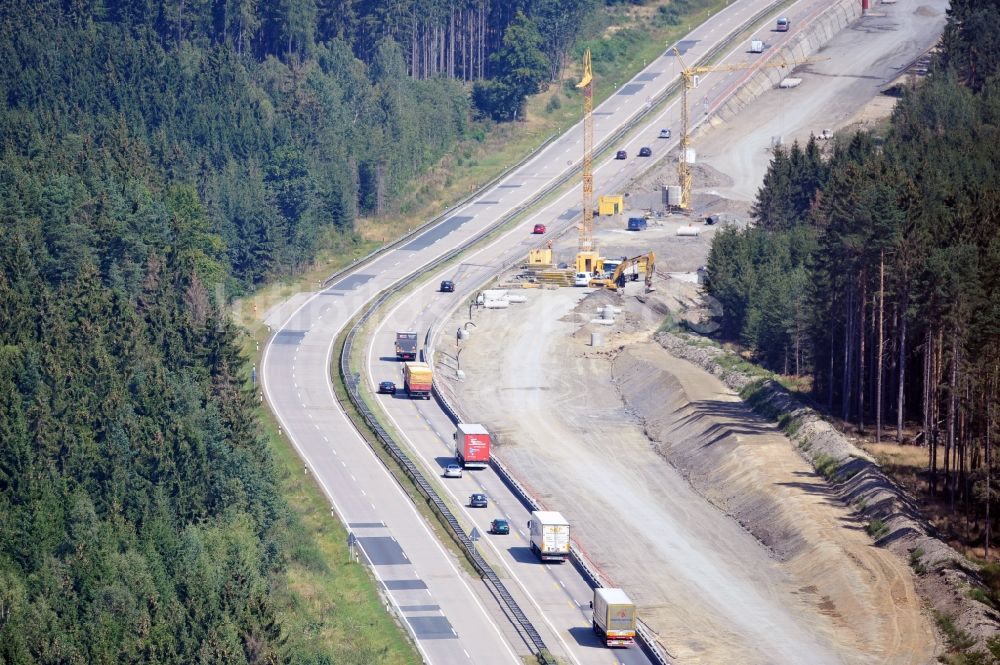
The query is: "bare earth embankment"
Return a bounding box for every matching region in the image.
[439,284,936,664]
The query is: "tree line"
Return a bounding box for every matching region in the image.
[0,1,644,291]
[705,0,1000,548]
[0,0,645,659]
[0,128,292,659]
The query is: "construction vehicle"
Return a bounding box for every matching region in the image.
[527,511,570,562]
[671,47,829,210]
[403,362,432,400]
[395,331,418,360]
[591,588,637,648]
[590,252,655,292]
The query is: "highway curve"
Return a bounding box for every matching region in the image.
[262,1,831,662]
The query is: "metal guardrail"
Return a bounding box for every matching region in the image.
[431,377,673,665]
[321,132,560,290]
[322,0,785,294]
[335,4,791,663]
[340,312,553,659]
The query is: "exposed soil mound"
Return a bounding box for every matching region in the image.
[613,342,937,664]
[655,330,1000,653]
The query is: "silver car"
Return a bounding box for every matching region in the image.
[443,464,463,478]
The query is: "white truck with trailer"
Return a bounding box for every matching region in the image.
[527,511,570,562]
[591,587,637,647]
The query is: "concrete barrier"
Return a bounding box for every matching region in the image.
[707,0,869,129]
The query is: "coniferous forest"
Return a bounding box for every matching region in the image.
[0,0,627,661]
[705,1,1000,546]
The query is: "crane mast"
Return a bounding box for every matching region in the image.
[576,48,600,275]
[670,46,829,210]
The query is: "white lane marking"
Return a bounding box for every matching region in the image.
[266,6,803,662]
[372,316,586,665]
[259,372,435,665]
[263,283,522,664]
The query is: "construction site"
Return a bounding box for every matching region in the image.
[427,2,961,662]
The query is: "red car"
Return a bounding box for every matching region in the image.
[532,224,547,234]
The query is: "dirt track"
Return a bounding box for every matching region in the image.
[442,286,935,664]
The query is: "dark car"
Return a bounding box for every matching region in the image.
[532,223,547,234]
[627,217,648,231]
[378,381,396,394]
[490,519,510,535]
[638,146,652,157]
[615,150,627,160]
[469,493,488,508]
[440,280,455,292]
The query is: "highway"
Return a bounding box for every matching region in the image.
[261,1,836,663]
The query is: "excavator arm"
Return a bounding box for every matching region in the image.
[597,252,656,292]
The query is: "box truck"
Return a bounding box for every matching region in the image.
[527,511,570,562]
[403,362,432,399]
[395,331,418,361]
[454,423,491,468]
[592,588,637,647]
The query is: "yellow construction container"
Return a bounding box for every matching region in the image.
[576,251,602,275]
[598,195,624,216]
[528,248,553,265]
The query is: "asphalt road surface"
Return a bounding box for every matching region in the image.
[262,1,847,662]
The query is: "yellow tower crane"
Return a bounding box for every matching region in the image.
[671,46,829,210]
[575,48,600,275]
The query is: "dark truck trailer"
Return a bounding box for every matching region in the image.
[395,331,418,361]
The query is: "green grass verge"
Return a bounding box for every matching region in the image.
[233,317,419,663]
[258,404,421,664]
[332,323,485,581]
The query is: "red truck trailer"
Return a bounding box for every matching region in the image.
[454,423,491,468]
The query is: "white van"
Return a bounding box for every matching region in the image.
[574,272,591,287]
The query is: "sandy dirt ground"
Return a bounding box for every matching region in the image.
[432,3,951,661]
[440,278,935,664]
[657,0,948,206]
[442,287,935,664]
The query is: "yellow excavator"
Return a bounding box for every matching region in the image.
[590,252,655,292]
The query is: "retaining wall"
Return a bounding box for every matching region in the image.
[708,0,869,128]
